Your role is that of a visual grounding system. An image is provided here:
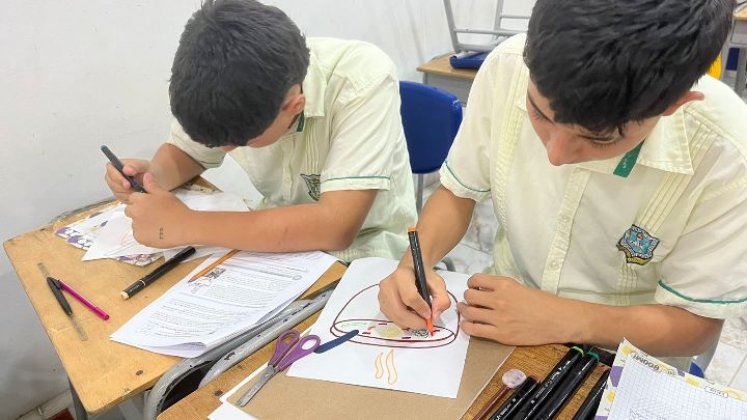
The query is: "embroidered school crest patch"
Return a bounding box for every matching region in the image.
[616,225,660,265]
[300,174,321,201]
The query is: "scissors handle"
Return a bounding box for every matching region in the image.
[270,330,300,366]
[276,333,320,371]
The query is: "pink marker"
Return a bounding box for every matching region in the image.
[57,279,110,321]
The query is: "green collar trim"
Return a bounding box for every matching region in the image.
[296,113,306,132]
[613,142,644,178]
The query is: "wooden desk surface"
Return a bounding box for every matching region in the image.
[417,55,478,81]
[160,339,607,420]
[3,203,346,415]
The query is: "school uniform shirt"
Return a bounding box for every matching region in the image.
[167,37,417,262]
[441,34,747,325]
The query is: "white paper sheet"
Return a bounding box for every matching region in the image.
[83,191,249,261]
[83,209,167,259]
[287,257,470,398]
[208,403,256,420]
[110,250,337,357]
[605,339,747,419]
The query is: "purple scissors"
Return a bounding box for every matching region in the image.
[236,329,320,406]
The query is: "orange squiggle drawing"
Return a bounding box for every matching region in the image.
[374,352,384,379]
[385,349,397,385]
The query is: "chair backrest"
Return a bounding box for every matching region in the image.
[399,81,463,174]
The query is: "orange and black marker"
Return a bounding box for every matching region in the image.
[407,227,434,335]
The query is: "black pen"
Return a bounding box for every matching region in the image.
[101,145,146,193]
[534,348,601,419]
[512,345,585,419]
[408,227,433,334]
[38,263,88,341]
[121,246,196,299]
[491,376,539,419]
[572,368,610,420]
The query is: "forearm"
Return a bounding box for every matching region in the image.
[150,143,206,190]
[184,206,350,252]
[572,300,723,357]
[182,192,372,253]
[402,186,476,267]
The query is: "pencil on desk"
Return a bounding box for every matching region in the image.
[189,249,240,282]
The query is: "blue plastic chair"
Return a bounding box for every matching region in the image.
[399,81,463,213]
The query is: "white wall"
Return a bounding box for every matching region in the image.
[0,1,532,417]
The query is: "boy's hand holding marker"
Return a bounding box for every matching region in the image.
[378,228,451,333]
[102,145,151,203]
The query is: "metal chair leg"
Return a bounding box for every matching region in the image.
[69,379,88,420]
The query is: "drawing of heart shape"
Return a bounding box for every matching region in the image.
[330,284,460,348]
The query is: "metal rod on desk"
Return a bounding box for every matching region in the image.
[141,281,339,419]
[142,301,312,420]
[198,286,336,387]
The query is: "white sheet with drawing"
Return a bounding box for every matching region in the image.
[287,257,470,398]
[83,190,248,261]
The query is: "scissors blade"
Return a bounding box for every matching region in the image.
[236,366,276,407]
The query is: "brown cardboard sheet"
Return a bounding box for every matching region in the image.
[226,338,514,419]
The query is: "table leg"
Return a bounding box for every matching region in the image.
[720,43,730,80]
[736,47,747,98]
[69,379,89,420]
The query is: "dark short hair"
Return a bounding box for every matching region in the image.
[170,0,309,147]
[525,0,735,134]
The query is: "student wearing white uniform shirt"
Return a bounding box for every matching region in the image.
[378,0,746,367]
[104,0,416,262]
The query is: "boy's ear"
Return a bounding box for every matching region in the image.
[282,85,306,115]
[662,91,705,116]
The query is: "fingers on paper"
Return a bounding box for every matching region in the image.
[430,289,451,320]
[458,301,499,340]
[467,274,496,291]
[457,301,494,324]
[463,287,494,309]
[460,319,496,340]
[400,285,431,319]
[378,278,428,329]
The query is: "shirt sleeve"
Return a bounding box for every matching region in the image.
[319,73,401,193]
[438,48,501,203]
[165,119,226,169]
[656,173,747,319]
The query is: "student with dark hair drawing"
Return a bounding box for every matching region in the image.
[379,0,746,368]
[104,0,416,262]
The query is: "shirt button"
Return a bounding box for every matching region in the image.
[560,215,571,224]
[549,260,560,270]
